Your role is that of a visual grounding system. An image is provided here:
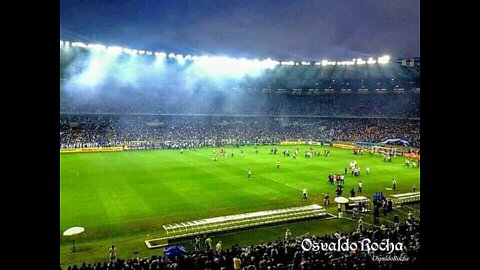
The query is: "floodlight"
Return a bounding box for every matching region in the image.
[107,46,123,55]
[356,58,366,65]
[281,61,295,66]
[87,44,106,50]
[72,42,87,48]
[377,55,390,64]
[123,48,135,54]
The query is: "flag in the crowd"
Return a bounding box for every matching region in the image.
[401,58,415,67]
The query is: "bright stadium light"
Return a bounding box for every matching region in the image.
[345,60,355,65]
[321,60,328,66]
[65,41,70,47]
[367,57,376,64]
[154,52,167,64]
[301,61,310,66]
[123,48,133,54]
[145,51,153,55]
[155,52,166,58]
[314,61,322,65]
[356,58,366,65]
[138,50,145,55]
[378,55,390,64]
[281,61,295,66]
[60,40,64,47]
[107,46,123,55]
[87,44,106,50]
[168,53,176,59]
[72,42,87,48]
[262,58,280,68]
[175,54,185,64]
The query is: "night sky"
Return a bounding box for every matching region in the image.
[60,0,419,60]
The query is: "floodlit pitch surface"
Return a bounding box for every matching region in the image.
[60,145,420,265]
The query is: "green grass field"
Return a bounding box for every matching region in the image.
[60,145,420,267]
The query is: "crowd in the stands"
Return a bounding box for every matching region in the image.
[60,116,420,149]
[61,218,419,270]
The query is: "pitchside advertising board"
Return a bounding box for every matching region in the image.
[60,147,123,153]
[280,141,332,146]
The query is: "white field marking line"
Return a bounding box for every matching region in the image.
[397,204,421,213]
[325,213,338,219]
[393,206,421,220]
[262,176,302,191]
[60,170,79,182]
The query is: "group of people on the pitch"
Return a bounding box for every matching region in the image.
[404,158,420,168]
[328,174,345,185]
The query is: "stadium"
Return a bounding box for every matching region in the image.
[60,2,420,270]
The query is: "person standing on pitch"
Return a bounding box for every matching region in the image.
[276,160,280,169]
[324,193,330,206]
[109,245,117,263]
[358,180,362,193]
[215,241,222,254]
[302,188,308,200]
[193,236,201,252]
[248,169,252,180]
[358,217,364,231]
[205,236,212,252]
[285,229,292,242]
[392,178,396,190]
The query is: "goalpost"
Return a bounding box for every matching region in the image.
[371,145,402,156]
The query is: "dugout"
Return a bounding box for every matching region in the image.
[347,196,371,213]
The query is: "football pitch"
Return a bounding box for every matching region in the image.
[60,145,420,266]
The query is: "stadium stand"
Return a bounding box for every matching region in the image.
[62,220,420,270]
[60,116,420,149]
[60,45,420,270]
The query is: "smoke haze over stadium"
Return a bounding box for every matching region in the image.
[60,0,420,118]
